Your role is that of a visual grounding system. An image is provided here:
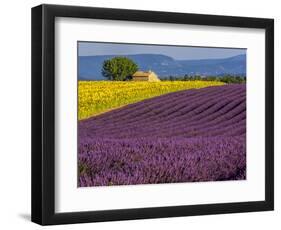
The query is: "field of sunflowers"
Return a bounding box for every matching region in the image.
[78,80,225,120]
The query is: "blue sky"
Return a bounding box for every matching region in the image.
[78,42,246,60]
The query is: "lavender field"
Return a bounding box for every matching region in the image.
[78,84,246,187]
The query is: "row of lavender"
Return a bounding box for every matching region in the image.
[78,84,246,187]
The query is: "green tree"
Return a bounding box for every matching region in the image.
[102,57,138,81]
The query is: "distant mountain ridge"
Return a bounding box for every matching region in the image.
[79,54,246,80]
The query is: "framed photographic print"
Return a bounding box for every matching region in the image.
[31,4,274,225]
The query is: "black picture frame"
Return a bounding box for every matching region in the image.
[31,4,274,225]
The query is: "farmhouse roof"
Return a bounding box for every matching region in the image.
[132,71,153,77]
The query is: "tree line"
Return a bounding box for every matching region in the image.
[162,75,246,83]
[101,57,246,83]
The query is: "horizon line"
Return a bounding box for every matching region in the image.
[78,53,246,61]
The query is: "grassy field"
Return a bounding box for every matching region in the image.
[78,80,225,120]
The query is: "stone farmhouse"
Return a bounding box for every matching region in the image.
[132,70,160,82]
